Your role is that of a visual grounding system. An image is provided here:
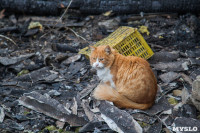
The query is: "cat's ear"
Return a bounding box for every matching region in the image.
[105,45,111,55]
[89,46,96,51]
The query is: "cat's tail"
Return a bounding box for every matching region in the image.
[93,84,153,110]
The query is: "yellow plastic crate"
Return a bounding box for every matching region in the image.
[79,26,154,59]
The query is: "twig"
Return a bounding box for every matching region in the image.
[68,28,86,41]
[40,0,73,39]
[0,34,17,46]
[148,43,164,49]
[68,28,91,44]
[59,0,73,21]
[155,115,173,133]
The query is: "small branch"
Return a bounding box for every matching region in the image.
[68,28,91,45]
[59,0,73,21]
[155,115,173,133]
[40,0,73,39]
[68,28,86,41]
[0,34,17,46]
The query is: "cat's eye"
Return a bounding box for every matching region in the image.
[92,58,96,60]
[99,58,104,61]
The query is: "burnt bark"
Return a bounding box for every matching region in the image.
[0,0,200,15]
[80,0,200,14]
[0,0,81,15]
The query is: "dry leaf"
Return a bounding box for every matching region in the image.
[139,26,150,36]
[60,3,65,8]
[103,10,112,17]
[28,22,43,31]
[0,9,5,19]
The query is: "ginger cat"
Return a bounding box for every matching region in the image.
[90,45,157,110]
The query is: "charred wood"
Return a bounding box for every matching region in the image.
[80,0,200,14]
[0,0,81,15]
[0,26,18,33]
[0,0,200,15]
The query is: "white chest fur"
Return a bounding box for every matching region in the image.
[97,68,115,88]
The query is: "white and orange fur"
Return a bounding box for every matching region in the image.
[90,45,157,110]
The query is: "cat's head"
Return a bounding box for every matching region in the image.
[89,45,115,69]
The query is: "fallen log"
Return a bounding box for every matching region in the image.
[0,0,81,15]
[79,0,200,14]
[0,0,200,15]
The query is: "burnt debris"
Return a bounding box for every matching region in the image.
[0,5,200,133]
